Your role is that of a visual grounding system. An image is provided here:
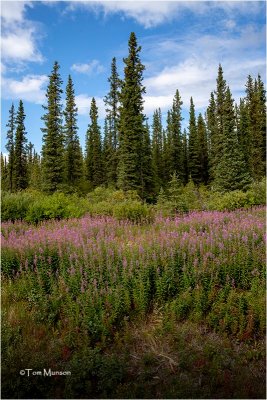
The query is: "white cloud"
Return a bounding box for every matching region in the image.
[0,62,6,75]
[144,59,216,113]
[2,75,48,104]
[2,28,43,63]
[224,19,236,30]
[1,1,43,63]
[76,94,106,118]
[66,0,264,28]
[141,22,266,116]
[0,1,31,23]
[143,95,173,115]
[71,60,105,75]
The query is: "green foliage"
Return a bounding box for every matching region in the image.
[152,108,164,192]
[1,187,153,223]
[156,179,265,215]
[14,100,28,190]
[247,178,266,205]
[113,200,154,223]
[85,97,103,187]
[207,190,251,211]
[5,103,16,192]
[41,61,65,193]
[64,75,84,186]
[117,32,150,198]
[213,88,251,191]
[167,90,185,183]
[103,57,120,186]
[244,74,266,180]
[1,191,37,221]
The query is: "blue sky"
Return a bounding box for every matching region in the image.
[1,0,266,154]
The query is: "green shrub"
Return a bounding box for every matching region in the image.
[246,178,266,206]
[113,201,154,223]
[207,190,251,211]
[1,191,38,222]
[87,187,140,205]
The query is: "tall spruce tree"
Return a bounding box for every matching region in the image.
[152,108,164,192]
[14,100,28,190]
[206,91,217,180]
[236,98,250,170]
[29,150,42,189]
[103,117,112,185]
[245,74,266,180]
[163,110,173,182]
[196,113,209,185]
[188,97,200,184]
[214,87,251,191]
[103,57,121,186]
[140,122,155,200]
[1,153,8,191]
[41,61,64,193]
[64,75,83,187]
[5,103,16,191]
[169,90,184,182]
[117,32,148,197]
[256,74,266,176]
[85,97,103,188]
[182,129,189,184]
[214,64,227,161]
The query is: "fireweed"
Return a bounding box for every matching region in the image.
[1,207,265,340]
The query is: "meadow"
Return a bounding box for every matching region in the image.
[2,206,266,398]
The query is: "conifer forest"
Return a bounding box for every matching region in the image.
[2,32,266,399]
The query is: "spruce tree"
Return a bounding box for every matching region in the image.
[141,121,155,200]
[27,142,34,165]
[182,129,189,184]
[206,91,217,180]
[1,153,8,191]
[5,103,16,191]
[188,97,200,184]
[169,90,184,182]
[103,57,121,186]
[196,113,209,185]
[13,100,28,190]
[103,117,112,185]
[152,108,164,192]
[64,75,83,188]
[214,87,251,191]
[29,150,42,189]
[117,32,147,197]
[245,75,266,180]
[163,110,173,182]
[41,61,64,193]
[256,74,266,176]
[214,65,227,161]
[85,97,103,188]
[215,64,227,140]
[236,98,249,170]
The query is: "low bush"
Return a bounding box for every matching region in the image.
[207,190,251,211]
[113,200,154,223]
[156,178,266,215]
[2,179,265,223]
[1,191,39,222]
[246,178,266,206]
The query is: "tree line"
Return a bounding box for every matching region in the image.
[2,32,266,200]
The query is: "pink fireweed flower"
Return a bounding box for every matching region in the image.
[193,258,198,267]
[242,235,248,243]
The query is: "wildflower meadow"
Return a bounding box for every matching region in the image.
[2,206,266,398]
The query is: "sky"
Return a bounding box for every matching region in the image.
[1,0,266,154]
